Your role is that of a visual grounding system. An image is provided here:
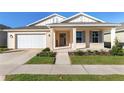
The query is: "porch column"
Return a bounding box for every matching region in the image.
[85,30,90,48]
[111,28,116,48]
[53,31,55,49]
[72,28,76,50]
[50,28,55,50]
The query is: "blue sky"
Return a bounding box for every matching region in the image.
[0,12,124,28]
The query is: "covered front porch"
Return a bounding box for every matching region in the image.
[48,23,120,51]
[50,28,107,51]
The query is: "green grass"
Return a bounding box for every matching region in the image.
[70,55,124,64]
[0,48,9,53]
[5,74,124,81]
[0,46,7,48]
[26,56,54,64]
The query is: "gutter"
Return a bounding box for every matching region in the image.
[3,29,50,32]
[47,23,121,27]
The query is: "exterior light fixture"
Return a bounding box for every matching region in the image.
[10,35,13,38]
[49,34,50,37]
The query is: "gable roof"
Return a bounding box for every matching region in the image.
[0,24,11,29]
[60,12,105,23]
[27,13,66,26]
[13,26,48,29]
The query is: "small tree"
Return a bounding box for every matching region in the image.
[111,38,123,56]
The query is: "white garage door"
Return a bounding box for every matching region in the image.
[17,34,46,48]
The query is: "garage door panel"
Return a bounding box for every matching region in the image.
[17,34,46,48]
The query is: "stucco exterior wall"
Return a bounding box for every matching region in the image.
[46,32,51,48]
[7,31,50,49]
[0,31,7,47]
[90,43,104,49]
[8,32,15,48]
[76,43,86,48]
[116,32,124,42]
[104,33,111,42]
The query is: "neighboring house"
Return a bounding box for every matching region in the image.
[104,23,124,48]
[0,24,10,47]
[4,13,120,50]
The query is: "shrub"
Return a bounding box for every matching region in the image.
[69,49,111,56]
[111,38,123,56]
[0,48,9,53]
[99,49,111,56]
[92,50,100,55]
[47,52,56,57]
[86,50,93,55]
[37,51,56,57]
[74,50,85,56]
[42,47,50,52]
[0,46,7,48]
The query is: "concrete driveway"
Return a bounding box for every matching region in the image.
[0,49,41,76]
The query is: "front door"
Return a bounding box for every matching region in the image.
[59,33,66,46]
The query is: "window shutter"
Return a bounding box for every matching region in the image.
[90,31,92,42]
[83,31,85,42]
[99,31,103,43]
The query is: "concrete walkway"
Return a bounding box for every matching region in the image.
[55,52,71,64]
[8,65,124,75]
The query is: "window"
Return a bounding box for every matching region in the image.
[92,31,99,43]
[76,31,85,43]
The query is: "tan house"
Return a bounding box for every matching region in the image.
[4,13,120,50]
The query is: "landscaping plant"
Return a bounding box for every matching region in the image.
[111,38,123,56]
[37,48,56,57]
[0,48,9,53]
[42,47,50,52]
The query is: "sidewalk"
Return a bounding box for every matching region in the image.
[8,65,124,75]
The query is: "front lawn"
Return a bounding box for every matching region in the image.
[26,48,56,64]
[5,74,124,81]
[0,48,9,53]
[26,56,55,64]
[70,55,124,64]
